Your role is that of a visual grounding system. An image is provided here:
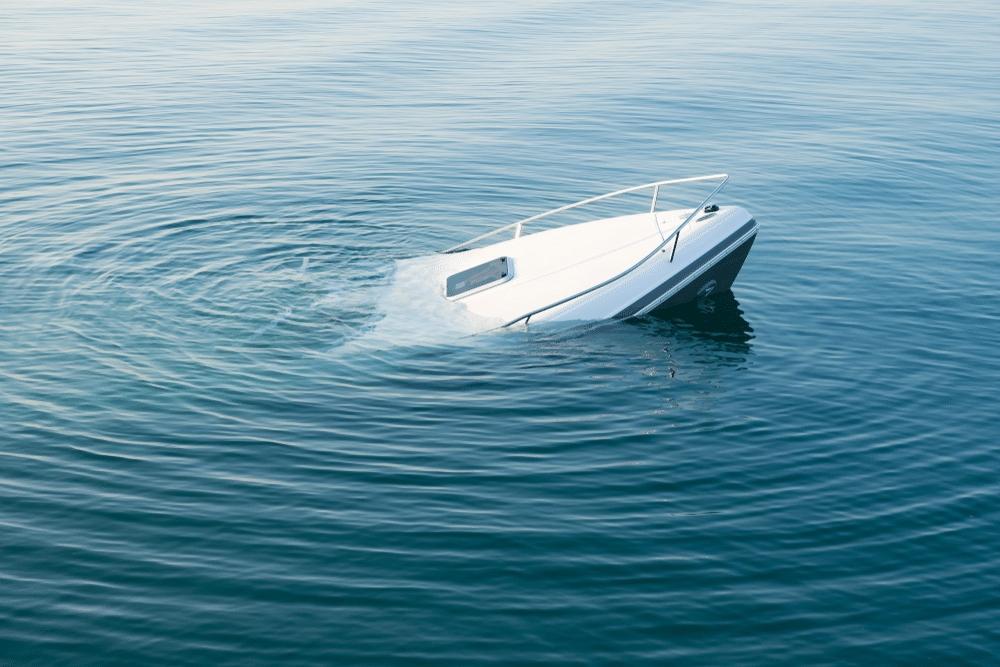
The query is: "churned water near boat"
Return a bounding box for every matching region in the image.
[3,1,999,665]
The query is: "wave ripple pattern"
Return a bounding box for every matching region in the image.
[2,1,998,666]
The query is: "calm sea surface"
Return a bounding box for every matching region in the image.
[2,1,999,665]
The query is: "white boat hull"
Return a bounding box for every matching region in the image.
[429,204,758,327]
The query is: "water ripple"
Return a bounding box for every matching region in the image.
[3,0,999,665]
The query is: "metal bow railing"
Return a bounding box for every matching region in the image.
[439,174,730,327]
[440,174,728,256]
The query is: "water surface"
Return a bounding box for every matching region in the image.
[2,1,999,665]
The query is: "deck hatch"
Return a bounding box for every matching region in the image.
[446,257,509,298]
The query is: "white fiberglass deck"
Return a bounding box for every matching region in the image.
[428,204,754,325]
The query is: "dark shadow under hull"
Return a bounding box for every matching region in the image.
[646,289,754,344]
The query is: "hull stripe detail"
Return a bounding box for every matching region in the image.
[613,219,757,319]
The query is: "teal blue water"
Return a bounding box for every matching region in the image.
[3,1,999,665]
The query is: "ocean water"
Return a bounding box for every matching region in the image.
[2,1,999,665]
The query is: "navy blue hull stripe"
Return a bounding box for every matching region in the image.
[613,219,757,319]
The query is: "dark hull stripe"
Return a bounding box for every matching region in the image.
[613,219,757,319]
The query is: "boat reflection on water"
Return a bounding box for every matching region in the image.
[635,290,755,408]
[646,289,754,347]
[625,289,756,391]
[518,289,753,407]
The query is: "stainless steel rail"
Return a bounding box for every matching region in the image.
[440,174,728,255]
[494,174,730,327]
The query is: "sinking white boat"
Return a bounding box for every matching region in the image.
[430,174,757,328]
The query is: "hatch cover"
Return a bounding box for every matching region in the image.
[446,257,509,298]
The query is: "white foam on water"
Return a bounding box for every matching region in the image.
[333,254,505,353]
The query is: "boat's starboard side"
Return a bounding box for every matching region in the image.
[426,205,755,326]
[531,206,756,322]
